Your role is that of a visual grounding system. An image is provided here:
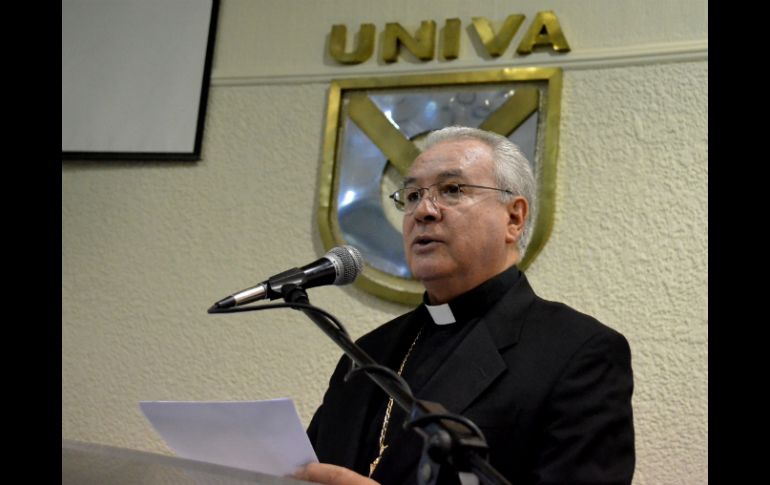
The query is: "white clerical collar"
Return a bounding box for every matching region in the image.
[425,303,457,325]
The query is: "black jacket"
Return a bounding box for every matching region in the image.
[308,273,635,485]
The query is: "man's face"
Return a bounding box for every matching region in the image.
[402,138,520,303]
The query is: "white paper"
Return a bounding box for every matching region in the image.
[140,398,318,477]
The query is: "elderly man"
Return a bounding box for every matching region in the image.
[298,126,635,485]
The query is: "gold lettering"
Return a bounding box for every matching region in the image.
[328,12,571,65]
[382,21,436,63]
[516,11,571,55]
[471,15,525,57]
[441,18,461,60]
[329,24,376,64]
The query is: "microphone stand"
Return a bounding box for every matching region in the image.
[279,285,511,485]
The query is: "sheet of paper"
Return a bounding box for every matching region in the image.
[140,398,318,477]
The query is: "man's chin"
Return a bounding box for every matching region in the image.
[410,265,453,284]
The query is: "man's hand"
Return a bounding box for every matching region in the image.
[293,463,380,485]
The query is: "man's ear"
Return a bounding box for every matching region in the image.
[506,196,528,244]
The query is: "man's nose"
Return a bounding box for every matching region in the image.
[411,192,442,221]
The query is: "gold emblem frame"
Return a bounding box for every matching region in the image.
[318,67,563,305]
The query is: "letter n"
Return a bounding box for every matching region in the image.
[382,21,436,63]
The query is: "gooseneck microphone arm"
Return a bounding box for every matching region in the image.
[209,283,511,485]
[280,285,417,411]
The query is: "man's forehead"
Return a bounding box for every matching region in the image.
[405,141,494,185]
[403,169,464,187]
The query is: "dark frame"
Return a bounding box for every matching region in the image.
[62,0,220,161]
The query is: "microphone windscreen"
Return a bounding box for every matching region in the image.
[326,245,363,285]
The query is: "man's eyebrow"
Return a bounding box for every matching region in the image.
[402,170,464,187]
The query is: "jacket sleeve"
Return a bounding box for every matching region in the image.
[306,353,356,462]
[306,356,345,448]
[532,330,635,485]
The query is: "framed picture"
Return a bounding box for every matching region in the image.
[62,0,220,161]
[318,67,563,304]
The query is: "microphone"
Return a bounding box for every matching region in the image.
[210,245,363,310]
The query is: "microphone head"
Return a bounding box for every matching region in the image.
[325,245,363,285]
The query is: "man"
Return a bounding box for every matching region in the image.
[299,127,635,484]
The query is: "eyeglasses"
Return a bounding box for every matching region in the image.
[389,182,513,213]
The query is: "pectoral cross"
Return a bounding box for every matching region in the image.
[369,443,388,477]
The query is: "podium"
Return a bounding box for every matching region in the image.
[62,439,309,484]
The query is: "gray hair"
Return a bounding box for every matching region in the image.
[421,126,537,259]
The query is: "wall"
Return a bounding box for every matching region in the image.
[62,1,708,483]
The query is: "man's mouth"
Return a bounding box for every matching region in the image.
[413,236,441,246]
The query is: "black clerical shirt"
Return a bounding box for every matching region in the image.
[354,265,522,476]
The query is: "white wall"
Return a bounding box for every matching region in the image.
[62,1,708,483]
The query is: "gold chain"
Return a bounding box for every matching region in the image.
[368,327,423,477]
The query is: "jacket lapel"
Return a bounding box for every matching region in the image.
[418,319,506,413]
[370,274,538,482]
[416,273,537,413]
